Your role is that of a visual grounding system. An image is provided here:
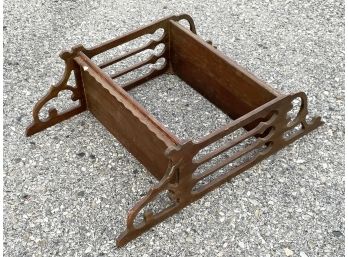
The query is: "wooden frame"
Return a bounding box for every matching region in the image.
[26,14,323,247]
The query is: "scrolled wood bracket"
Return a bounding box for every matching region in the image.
[116,160,182,247]
[26,45,87,136]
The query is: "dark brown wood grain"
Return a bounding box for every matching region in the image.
[169,21,279,120]
[75,53,179,180]
[26,14,323,247]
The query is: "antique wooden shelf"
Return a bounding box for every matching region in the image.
[26,14,323,247]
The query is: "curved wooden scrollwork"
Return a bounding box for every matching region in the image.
[117,160,182,247]
[117,92,322,247]
[281,92,323,142]
[172,14,197,34]
[26,45,87,136]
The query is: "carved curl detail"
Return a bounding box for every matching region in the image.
[116,160,182,247]
[282,92,323,141]
[26,45,87,136]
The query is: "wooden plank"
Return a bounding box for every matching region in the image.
[76,54,178,180]
[169,21,280,120]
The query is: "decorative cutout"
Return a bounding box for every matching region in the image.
[133,191,174,226]
[192,136,257,176]
[151,28,165,40]
[153,43,166,55]
[287,97,302,124]
[88,25,169,89]
[178,19,191,30]
[149,57,166,70]
[192,127,245,161]
[92,28,166,67]
[115,57,167,85]
[26,14,322,248]
[103,45,166,80]
[283,123,303,140]
[26,47,86,136]
[192,143,269,192]
[67,73,76,87]
[38,89,80,121]
[172,14,196,33]
[116,161,181,247]
[103,50,153,75]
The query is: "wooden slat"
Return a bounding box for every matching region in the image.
[99,39,164,69]
[194,140,265,181]
[122,66,166,91]
[194,122,264,165]
[110,55,158,79]
[169,21,280,122]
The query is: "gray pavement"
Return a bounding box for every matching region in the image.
[3,0,344,256]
